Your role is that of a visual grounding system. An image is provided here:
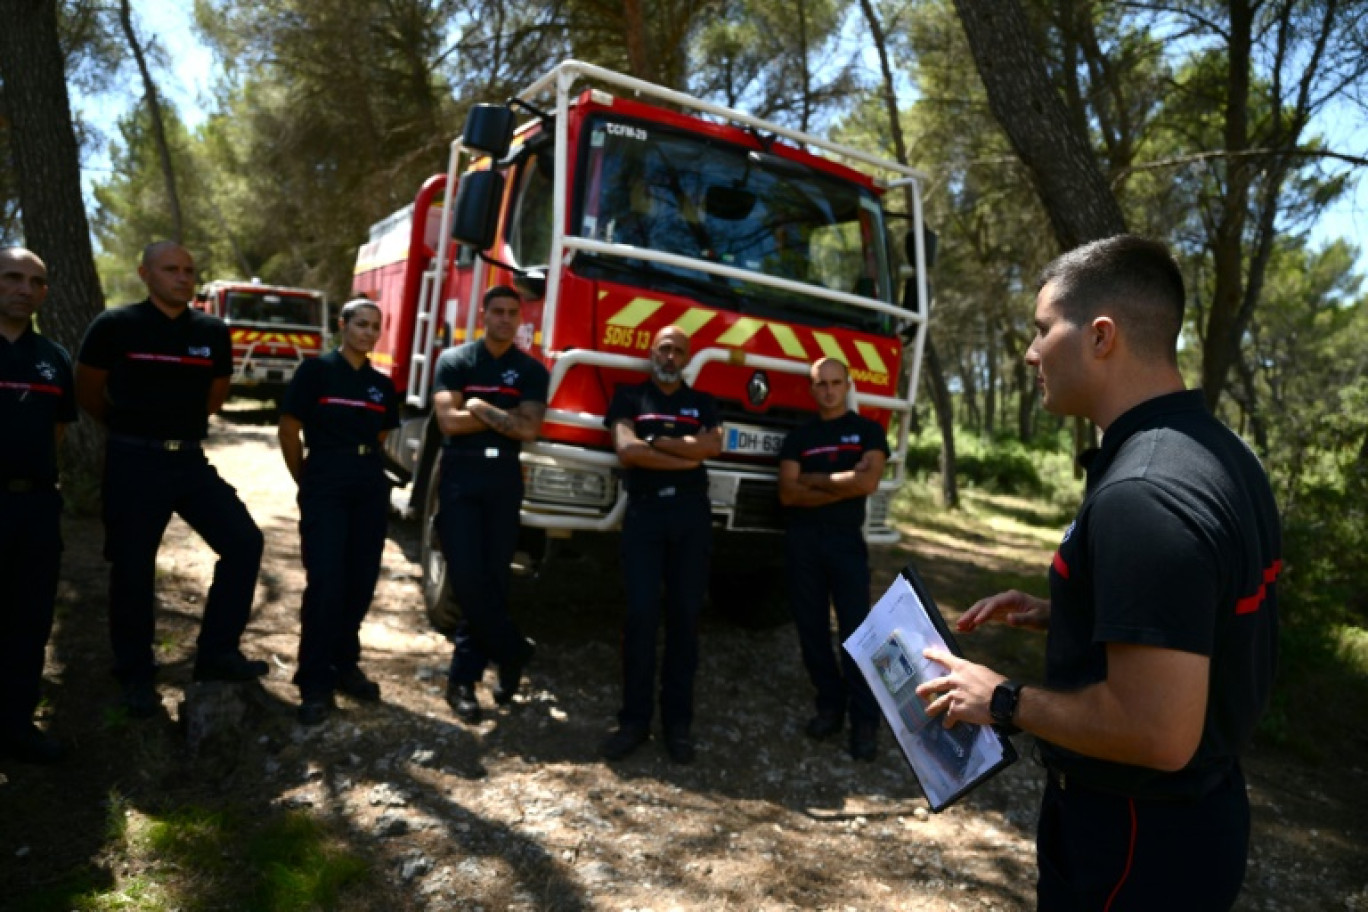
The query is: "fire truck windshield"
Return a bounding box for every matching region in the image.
[575,115,896,335]
[224,291,323,328]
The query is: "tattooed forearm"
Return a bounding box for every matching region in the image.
[485,408,513,433]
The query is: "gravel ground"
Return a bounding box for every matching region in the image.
[1,405,1365,910]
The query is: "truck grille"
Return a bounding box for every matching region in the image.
[732,477,783,531]
[715,401,810,433]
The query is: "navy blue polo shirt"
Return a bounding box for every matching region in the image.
[281,350,399,451]
[779,410,889,527]
[604,380,719,497]
[0,327,77,482]
[432,340,549,458]
[77,300,233,440]
[1041,390,1281,799]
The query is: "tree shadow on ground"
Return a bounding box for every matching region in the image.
[10,418,1364,910]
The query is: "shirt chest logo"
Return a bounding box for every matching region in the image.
[36,361,57,381]
[502,369,520,386]
[367,386,384,403]
[189,345,212,358]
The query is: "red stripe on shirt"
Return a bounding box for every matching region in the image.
[126,353,215,367]
[801,443,863,459]
[0,381,63,396]
[1051,550,1070,580]
[317,396,387,414]
[1235,559,1282,615]
[463,384,522,397]
[637,413,701,426]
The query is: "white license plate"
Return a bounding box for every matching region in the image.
[723,423,786,456]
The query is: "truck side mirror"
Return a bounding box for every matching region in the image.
[451,170,505,249]
[462,104,515,159]
[513,268,547,301]
[904,226,938,272]
[900,276,933,339]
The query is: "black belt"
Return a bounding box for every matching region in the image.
[313,444,378,456]
[109,433,202,452]
[629,486,709,501]
[443,446,518,461]
[2,478,55,493]
[1043,764,1215,803]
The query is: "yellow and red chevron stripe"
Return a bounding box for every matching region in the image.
[230,329,322,347]
[596,293,897,390]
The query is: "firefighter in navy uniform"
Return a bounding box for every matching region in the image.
[0,248,76,764]
[76,242,266,718]
[918,237,1281,911]
[599,325,722,765]
[431,285,548,724]
[778,357,889,761]
[279,299,399,725]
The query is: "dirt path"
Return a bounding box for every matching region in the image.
[1,405,1365,910]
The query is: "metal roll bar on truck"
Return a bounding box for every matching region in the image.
[352,60,934,615]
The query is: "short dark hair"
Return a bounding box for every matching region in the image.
[141,240,189,268]
[483,284,521,309]
[1038,235,1185,364]
[339,297,380,325]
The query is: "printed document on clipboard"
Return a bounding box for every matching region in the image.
[844,563,1017,812]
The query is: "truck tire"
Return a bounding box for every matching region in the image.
[420,457,458,634]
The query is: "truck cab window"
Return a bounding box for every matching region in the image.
[576,115,896,334]
[509,153,554,269]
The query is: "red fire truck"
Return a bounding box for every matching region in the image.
[194,280,328,390]
[352,61,933,613]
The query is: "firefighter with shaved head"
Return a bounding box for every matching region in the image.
[599,325,722,764]
[76,241,266,719]
[778,356,889,761]
[0,247,76,763]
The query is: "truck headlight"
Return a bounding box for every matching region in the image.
[523,464,614,507]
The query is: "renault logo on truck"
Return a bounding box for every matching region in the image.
[747,370,770,407]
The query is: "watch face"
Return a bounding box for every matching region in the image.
[991,684,1016,722]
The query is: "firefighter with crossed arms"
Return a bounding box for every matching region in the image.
[431,284,548,724]
[0,247,77,764]
[599,325,722,765]
[778,356,888,762]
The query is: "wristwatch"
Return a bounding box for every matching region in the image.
[990,680,1025,734]
[644,434,657,448]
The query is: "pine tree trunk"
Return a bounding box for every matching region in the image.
[859,0,960,507]
[952,0,1128,248]
[119,0,183,243]
[0,0,107,501]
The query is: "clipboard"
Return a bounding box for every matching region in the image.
[844,561,1018,812]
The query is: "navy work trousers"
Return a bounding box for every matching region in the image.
[618,492,711,731]
[784,522,878,724]
[102,442,264,683]
[294,454,390,697]
[1036,763,1250,911]
[437,451,527,685]
[0,488,62,734]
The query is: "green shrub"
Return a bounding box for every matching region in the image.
[903,427,1068,497]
